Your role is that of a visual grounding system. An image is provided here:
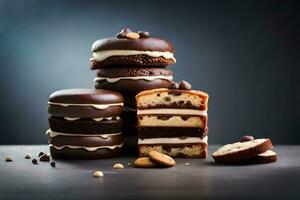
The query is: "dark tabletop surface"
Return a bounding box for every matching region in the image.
[0,145,299,200]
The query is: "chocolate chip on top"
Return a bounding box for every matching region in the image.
[116,28,132,38]
[240,135,255,142]
[168,81,179,89]
[179,80,192,90]
[116,28,150,39]
[39,154,50,162]
[138,31,150,38]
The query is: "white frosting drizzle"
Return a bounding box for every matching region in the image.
[49,143,123,151]
[94,76,173,83]
[46,129,121,138]
[92,50,176,62]
[64,117,80,121]
[48,102,123,110]
[138,136,208,145]
[137,108,207,116]
[63,116,120,121]
[258,150,276,156]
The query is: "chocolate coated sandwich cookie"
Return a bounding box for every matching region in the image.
[94,67,173,94]
[90,28,176,69]
[47,88,124,159]
[212,138,273,164]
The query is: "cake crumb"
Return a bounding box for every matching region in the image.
[5,156,13,162]
[113,163,124,169]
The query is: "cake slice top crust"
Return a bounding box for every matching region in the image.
[136,88,209,110]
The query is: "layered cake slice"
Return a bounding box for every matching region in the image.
[136,81,209,158]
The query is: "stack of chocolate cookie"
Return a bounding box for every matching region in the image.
[47,89,124,159]
[136,81,209,158]
[89,28,176,149]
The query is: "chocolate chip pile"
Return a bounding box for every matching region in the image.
[4,151,56,168]
[168,80,192,90]
[116,28,150,39]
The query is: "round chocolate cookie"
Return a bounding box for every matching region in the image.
[48,129,123,159]
[48,116,122,134]
[90,29,176,69]
[92,37,174,52]
[48,89,123,118]
[91,55,175,69]
[96,67,173,78]
[50,146,122,159]
[94,67,173,95]
[48,133,123,147]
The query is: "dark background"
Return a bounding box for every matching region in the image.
[0,0,298,144]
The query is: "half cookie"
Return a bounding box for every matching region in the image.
[47,88,124,159]
[248,150,277,164]
[212,138,274,164]
[136,83,209,158]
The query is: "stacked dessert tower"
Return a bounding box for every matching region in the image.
[46,27,209,159]
[89,28,176,149]
[47,89,124,159]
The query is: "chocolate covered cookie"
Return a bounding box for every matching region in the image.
[90,28,176,69]
[94,67,173,94]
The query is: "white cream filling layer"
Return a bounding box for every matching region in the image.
[48,102,123,110]
[138,136,208,145]
[137,108,207,116]
[94,76,173,83]
[49,143,123,151]
[63,116,120,121]
[92,50,176,62]
[46,129,121,138]
[258,150,276,156]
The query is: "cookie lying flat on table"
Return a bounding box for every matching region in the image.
[148,150,176,167]
[212,138,273,164]
[134,157,158,168]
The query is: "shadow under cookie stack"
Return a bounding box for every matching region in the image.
[90,28,176,152]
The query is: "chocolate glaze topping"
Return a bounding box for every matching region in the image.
[49,88,123,104]
[92,37,174,52]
